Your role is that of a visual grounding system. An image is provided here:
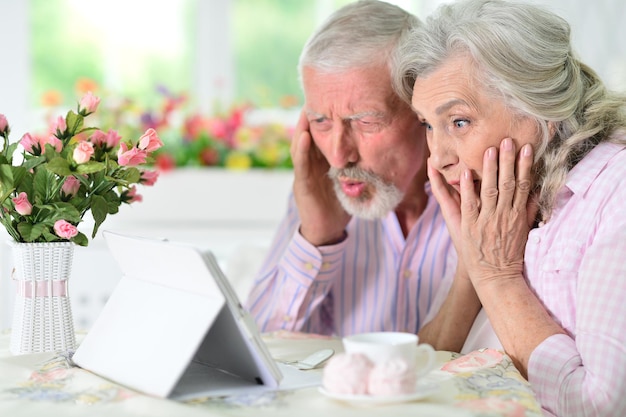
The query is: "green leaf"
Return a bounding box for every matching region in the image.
[46,157,74,176]
[17,222,45,242]
[22,155,47,171]
[71,232,89,247]
[32,167,56,203]
[103,189,121,214]
[0,164,15,192]
[65,110,84,137]
[41,227,58,242]
[114,166,141,183]
[90,194,108,238]
[11,166,28,188]
[76,161,105,175]
[1,142,19,162]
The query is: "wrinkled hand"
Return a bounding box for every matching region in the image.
[428,158,468,279]
[460,138,538,286]
[291,111,351,246]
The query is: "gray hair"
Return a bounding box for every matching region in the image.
[392,0,626,218]
[298,0,421,76]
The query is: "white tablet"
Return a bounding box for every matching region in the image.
[72,230,319,400]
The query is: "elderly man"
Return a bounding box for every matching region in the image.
[245,0,462,341]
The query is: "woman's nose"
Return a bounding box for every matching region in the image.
[427,131,457,172]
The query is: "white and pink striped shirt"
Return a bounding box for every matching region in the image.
[523,141,626,417]
[245,183,457,337]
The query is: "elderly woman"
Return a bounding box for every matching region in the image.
[393,0,626,416]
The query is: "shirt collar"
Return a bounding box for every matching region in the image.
[564,141,625,196]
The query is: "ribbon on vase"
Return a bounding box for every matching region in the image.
[13,276,69,298]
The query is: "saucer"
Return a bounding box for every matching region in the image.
[318,382,439,406]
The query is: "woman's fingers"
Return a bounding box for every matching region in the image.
[428,160,463,245]
[496,138,517,210]
[514,143,534,214]
[479,146,499,215]
[428,159,460,215]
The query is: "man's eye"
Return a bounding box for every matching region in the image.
[453,119,469,128]
[310,118,332,131]
[420,121,432,131]
[353,119,382,132]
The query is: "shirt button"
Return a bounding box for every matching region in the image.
[304,262,313,270]
[283,315,292,322]
[403,270,411,279]
[531,236,541,244]
[322,262,331,270]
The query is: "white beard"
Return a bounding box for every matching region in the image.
[328,166,404,219]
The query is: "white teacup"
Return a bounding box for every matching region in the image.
[342,331,436,378]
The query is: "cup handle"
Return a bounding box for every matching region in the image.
[415,343,437,378]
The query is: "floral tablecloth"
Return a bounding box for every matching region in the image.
[0,330,543,417]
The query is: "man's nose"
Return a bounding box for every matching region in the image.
[327,126,358,167]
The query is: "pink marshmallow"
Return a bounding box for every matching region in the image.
[368,357,417,396]
[322,353,373,395]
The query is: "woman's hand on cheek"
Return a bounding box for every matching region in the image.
[427,159,462,248]
[459,138,535,287]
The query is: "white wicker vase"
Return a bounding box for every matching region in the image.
[9,240,77,355]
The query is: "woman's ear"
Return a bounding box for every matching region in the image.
[547,121,557,138]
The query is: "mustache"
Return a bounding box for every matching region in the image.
[327,166,380,183]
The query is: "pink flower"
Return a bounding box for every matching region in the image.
[117,142,148,166]
[73,141,94,164]
[78,91,100,115]
[61,176,81,197]
[45,135,63,153]
[123,185,142,203]
[20,133,61,155]
[90,129,121,150]
[53,220,78,240]
[0,114,8,136]
[52,115,67,136]
[12,192,32,216]
[441,349,504,374]
[138,128,163,152]
[139,169,159,186]
[20,133,41,154]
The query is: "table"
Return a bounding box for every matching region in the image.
[0,330,543,417]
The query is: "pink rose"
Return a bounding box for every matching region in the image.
[12,192,32,216]
[20,133,40,154]
[52,115,67,136]
[61,176,81,197]
[139,169,159,186]
[123,185,143,203]
[0,114,8,136]
[45,135,63,153]
[90,129,121,150]
[73,141,94,164]
[138,128,163,152]
[117,142,148,166]
[53,220,78,240]
[78,91,100,115]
